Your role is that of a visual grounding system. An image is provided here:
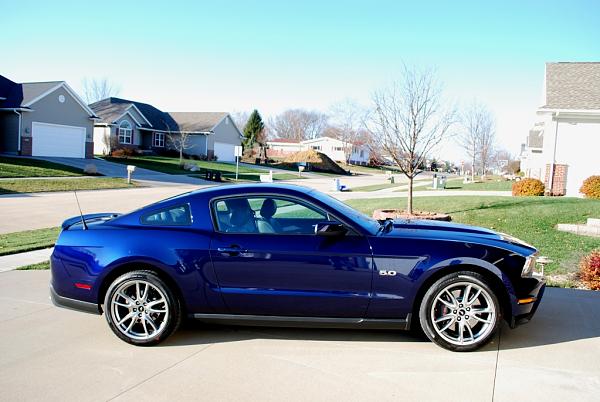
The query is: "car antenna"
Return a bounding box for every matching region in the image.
[73,191,88,230]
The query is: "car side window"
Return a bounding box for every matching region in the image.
[213,196,329,235]
[140,204,192,226]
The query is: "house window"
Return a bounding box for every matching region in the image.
[118,121,132,144]
[334,147,343,151]
[360,150,364,157]
[311,145,321,151]
[153,132,165,147]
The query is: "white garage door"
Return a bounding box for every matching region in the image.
[32,122,86,158]
[214,142,237,162]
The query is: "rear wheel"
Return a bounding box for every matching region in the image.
[104,270,181,346]
[419,271,501,352]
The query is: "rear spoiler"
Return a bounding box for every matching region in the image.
[61,213,121,230]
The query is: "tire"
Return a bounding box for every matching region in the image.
[104,270,182,346]
[418,271,501,352]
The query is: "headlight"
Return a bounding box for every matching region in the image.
[521,254,537,277]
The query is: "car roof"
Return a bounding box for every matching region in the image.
[116,183,317,219]
[188,183,317,198]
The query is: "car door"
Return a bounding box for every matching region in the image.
[209,195,373,318]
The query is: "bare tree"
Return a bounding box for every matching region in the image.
[369,66,455,215]
[493,149,518,174]
[167,129,195,166]
[478,114,495,177]
[269,109,328,141]
[329,99,368,164]
[459,102,495,180]
[82,77,120,104]
[231,110,250,133]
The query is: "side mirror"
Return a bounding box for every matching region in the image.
[315,221,348,237]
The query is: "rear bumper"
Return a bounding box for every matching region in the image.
[50,283,101,315]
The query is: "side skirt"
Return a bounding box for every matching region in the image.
[191,313,411,330]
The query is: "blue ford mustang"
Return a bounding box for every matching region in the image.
[50,184,545,351]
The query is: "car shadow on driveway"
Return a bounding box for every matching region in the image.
[161,287,600,350]
[163,320,429,347]
[498,287,600,350]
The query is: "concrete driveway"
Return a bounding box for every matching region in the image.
[29,156,209,186]
[1,270,599,402]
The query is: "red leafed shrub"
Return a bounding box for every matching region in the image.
[111,147,135,157]
[580,249,600,290]
[512,178,545,196]
[580,176,600,199]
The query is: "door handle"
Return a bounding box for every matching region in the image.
[217,246,248,256]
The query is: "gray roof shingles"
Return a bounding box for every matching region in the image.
[0,75,64,109]
[90,97,179,131]
[167,112,227,132]
[90,98,229,133]
[543,62,600,110]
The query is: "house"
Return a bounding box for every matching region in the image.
[0,74,97,158]
[265,138,304,157]
[519,122,545,179]
[90,97,243,162]
[266,136,370,165]
[302,137,349,162]
[526,62,600,196]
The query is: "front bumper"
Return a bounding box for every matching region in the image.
[50,283,101,315]
[510,276,546,328]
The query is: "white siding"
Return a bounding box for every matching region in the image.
[539,112,600,196]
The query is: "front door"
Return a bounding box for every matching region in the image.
[209,195,373,317]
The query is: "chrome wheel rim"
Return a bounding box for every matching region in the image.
[430,281,496,346]
[110,280,169,341]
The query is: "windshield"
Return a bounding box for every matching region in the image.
[310,191,381,234]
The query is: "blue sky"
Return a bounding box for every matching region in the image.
[4,0,600,160]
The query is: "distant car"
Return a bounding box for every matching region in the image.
[50,184,545,351]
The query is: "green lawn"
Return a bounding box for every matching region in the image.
[0,178,138,194]
[439,178,512,191]
[352,182,405,192]
[339,163,401,175]
[0,227,60,256]
[393,177,512,192]
[0,156,84,178]
[345,196,600,275]
[17,261,50,270]
[103,156,265,175]
[352,178,430,192]
[221,172,303,182]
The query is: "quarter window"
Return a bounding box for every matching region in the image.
[153,132,165,147]
[118,121,133,144]
[213,196,329,234]
[141,204,192,226]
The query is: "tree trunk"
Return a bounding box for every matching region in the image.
[179,147,183,165]
[407,176,414,215]
[471,155,475,182]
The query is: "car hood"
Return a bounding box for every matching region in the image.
[382,219,536,255]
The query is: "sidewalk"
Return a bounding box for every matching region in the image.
[0,248,53,272]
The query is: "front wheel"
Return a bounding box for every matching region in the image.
[419,271,501,352]
[104,270,181,346]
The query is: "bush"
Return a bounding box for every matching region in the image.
[512,178,545,196]
[580,176,600,199]
[111,147,135,157]
[580,249,600,290]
